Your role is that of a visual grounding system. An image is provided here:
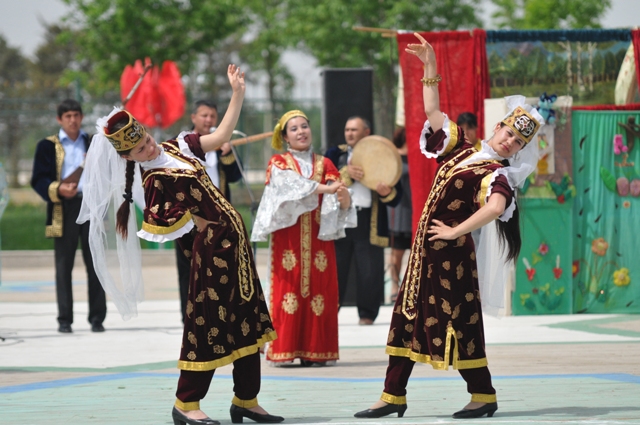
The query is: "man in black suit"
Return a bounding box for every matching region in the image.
[325,116,402,325]
[31,99,106,333]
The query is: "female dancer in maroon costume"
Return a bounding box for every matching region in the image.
[355,33,544,420]
[91,66,283,425]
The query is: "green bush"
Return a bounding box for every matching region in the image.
[0,202,267,250]
[0,203,53,250]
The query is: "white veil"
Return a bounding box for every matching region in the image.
[76,108,145,320]
[474,95,544,316]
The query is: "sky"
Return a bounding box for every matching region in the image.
[0,0,637,99]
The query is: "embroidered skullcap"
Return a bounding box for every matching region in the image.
[501,96,544,145]
[101,109,147,152]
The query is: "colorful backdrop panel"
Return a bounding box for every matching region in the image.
[572,110,640,313]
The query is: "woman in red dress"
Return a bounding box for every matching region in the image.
[251,110,353,366]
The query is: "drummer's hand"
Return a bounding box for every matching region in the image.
[220,142,232,155]
[227,64,246,94]
[348,164,364,181]
[376,183,392,197]
[405,33,436,70]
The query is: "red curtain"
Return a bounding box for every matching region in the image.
[397,30,489,234]
[632,29,640,96]
[572,104,640,111]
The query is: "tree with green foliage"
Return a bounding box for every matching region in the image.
[286,0,482,138]
[0,35,29,187]
[238,0,295,117]
[491,0,612,29]
[62,0,246,95]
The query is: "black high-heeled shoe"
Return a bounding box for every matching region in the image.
[354,403,407,418]
[171,407,220,425]
[229,404,284,423]
[452,402,498,419]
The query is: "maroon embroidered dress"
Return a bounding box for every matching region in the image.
[261,152,341,363]
[386,119,513,371]
[139,134,276,372]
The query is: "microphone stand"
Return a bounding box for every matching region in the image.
[228,130,260,256]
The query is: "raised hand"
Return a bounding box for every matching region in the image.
[227,64,246,94]
[405,32,436,68]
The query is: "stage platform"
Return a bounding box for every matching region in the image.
[1,249,639,424]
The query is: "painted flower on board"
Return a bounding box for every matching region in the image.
[538,243,549,256]
[612,268,630,287]
[591,238,609,257]
[572,261,580,278]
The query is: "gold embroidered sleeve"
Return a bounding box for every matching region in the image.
[380,188,397,203]
[441,120,460,157]
[477,175,493,208]
[219,153,236,165]
[339,166,353,186]
[48,181,61,203]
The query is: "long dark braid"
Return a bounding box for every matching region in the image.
[116,160,136,239]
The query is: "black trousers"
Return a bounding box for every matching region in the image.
[54,196,106,326]
[335,207,384,321]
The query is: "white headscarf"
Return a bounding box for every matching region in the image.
[76,107,146,320]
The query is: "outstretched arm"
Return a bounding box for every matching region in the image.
[200,65,245,153]
[405,33,445,132]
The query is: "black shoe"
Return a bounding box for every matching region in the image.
[171,407,219,425]
[354,403,407,418]
[58,324,72,333]
[91,323,105,332]
[452,402,498,419]
[230,404,284,423]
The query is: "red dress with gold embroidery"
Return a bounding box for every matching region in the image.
[140,136,276,372]
[386,120,513,371]
[264,152,341,363]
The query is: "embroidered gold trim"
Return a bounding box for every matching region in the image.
[370,192,389,247]
[381,392,407,405]
[267,350,339,361]
[471,393,497,403]
[478,174,493,207]
[380,187,397,203]
[301,212,311,298]
[232,396,258,408]
[178,331,277,371]
[220,153,236,165]
[141,210,193,235]
[175,399,200,411]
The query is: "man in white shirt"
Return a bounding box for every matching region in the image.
[325,117,402,325]
[31,99,106,333]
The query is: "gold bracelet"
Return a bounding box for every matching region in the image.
[420,74,442,86]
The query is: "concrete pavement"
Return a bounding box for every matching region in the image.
[1,250,639,425]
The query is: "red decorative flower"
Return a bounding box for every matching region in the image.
[572,261,580,278]
[557,194,565,204]
[538,243,549,256]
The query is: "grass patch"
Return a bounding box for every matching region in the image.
[0,202,268,250]
[1,202,53,250]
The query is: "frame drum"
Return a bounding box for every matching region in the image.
[350,135,402,190]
